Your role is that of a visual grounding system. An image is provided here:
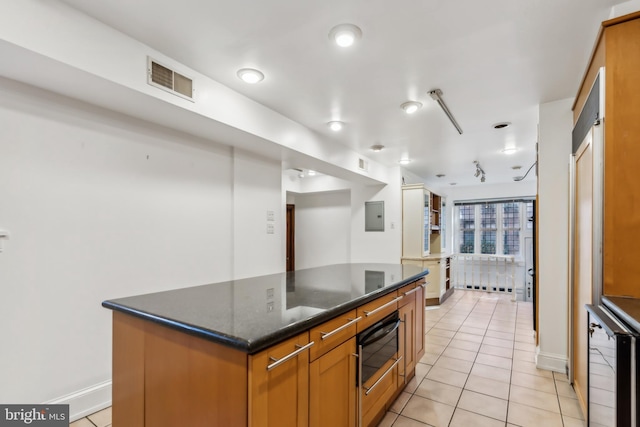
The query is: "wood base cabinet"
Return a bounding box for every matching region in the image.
[249,333,311,427]
[398,284,417,387]
[309,338,357,427]
[111,278,427,427]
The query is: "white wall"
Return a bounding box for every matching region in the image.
[611,0,640,17]
[350,167,403,264]
[294,191,351,269]
[285,167,405,266]
[0,78,283,418]
[536,98,573,372]
[233,149,284,278]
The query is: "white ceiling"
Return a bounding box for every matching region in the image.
[60,0,615,187]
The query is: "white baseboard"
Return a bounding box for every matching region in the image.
[536,350,567,373]
[45,380,112,422]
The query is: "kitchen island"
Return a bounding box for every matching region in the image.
[103,263,429,427]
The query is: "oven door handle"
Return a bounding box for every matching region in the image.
[359,318,401,347]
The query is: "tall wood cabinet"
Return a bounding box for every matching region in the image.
[402,184,452,304]
[571,10,640,415]
[573,11,640,298]
[402,184,432,257]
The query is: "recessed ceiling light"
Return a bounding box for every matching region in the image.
[328,121,344,131]
[237,68,264,84]
[436,174,445,178]
[401,101,422,114]
[328,24,362,47]
[370,144,384,152]
[502,147,517,155]
[308,170,317,176]
[512,165,522,170]
[398,158,412,165]
[493,122,511,129]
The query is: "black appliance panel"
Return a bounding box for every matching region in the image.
[357,311,399,385]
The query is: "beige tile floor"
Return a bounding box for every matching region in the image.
[70,290,583,427]
[379,290,585,427]
[69,406,110,427]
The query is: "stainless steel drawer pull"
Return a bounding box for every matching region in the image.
[267,341,315,371]
[363,296,403,317]
[320,317,362,340]
[363,357,402,395]
[403,287,420,297]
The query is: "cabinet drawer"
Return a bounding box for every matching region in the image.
[361,357,399,427]
[398,283,419,307]
[250,332,312,372]
[357,293,402,333]
[309,310,360,362]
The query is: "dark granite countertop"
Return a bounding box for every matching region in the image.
[103,263,429,354]
[602,295,640,334]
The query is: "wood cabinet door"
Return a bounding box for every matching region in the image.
[572,132,593,415]
[398,296,416,387]
[423,261,441,303]
[415,282,425,361]
[249,333,310,427]
[309,337,357,427]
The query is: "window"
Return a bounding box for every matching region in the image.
[526,201,534,230]
[455,200,531,256]
[458,205,475,253]
[480,204,497,254]
[502,203,520,255]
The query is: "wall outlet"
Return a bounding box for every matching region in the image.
[266,288,274,299]
[267,223,275,234]
[267,302,274,312]
[266,210,275,221]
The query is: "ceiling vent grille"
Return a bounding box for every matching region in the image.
[147,57,194,101]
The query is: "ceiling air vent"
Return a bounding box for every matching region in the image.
[147,57,194,102]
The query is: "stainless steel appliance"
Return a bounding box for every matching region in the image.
[357,311,400,386]
[586,304,635,426]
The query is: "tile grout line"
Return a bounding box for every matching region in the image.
[453,294,518,425]
[393,292,528,427]
[445,293,487,426]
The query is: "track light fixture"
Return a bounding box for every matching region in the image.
[429,89,463,134]
[473,160,486,183]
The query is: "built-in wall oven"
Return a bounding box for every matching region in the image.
[356,311,400,388]
[586,304,636,426]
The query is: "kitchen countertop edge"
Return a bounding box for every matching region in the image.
[102,269,429,355]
